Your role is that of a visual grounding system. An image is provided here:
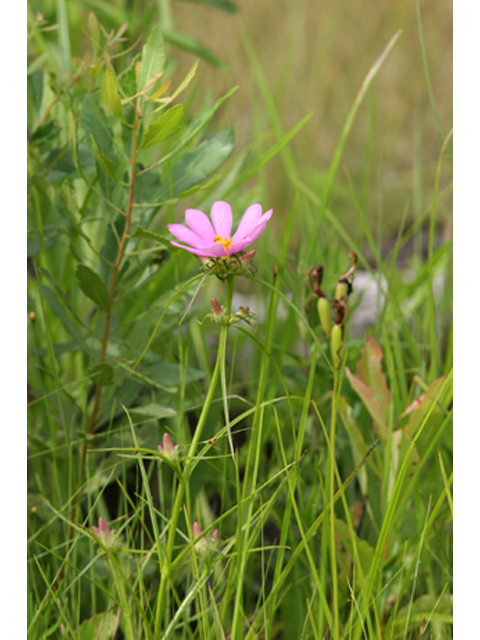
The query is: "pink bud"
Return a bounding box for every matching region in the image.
[240,250,255,269]
[192,521,219,553]
[158,433,179,463]
[211,298,223,317]
[92,518,116,548]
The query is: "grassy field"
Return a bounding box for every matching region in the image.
[27,1,452,638]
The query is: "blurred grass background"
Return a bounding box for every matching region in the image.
[29,0,452,245]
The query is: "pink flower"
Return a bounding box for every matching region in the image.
[192,521,219,553]
[92,518,116,549]
[158,433,179,463]
[168,201,273,258]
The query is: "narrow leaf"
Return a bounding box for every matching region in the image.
[90,135,118,182]
[40,284,92,355]
[164,30,227,70]
[170,59,199,100]
[87,363,115,386]
[61,181,80,219]
[130,225,172,247]
[102,67,125,122]
[31,175,55,206]
[139,105,184,151]
[76,264,111,312]
[139,28,166,92]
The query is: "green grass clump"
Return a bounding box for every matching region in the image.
[28,2,452,638]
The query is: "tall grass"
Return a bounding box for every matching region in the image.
[27,1,452,638]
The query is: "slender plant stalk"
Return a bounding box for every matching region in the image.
[62,96,142,578]
[329,369,340,640]
[154,277,235,639]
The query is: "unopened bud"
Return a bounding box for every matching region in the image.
[29,312,36,323]
[211,298,223,318]
[192,521,219,554]
[317,297,332,339]
[92,518,118,549]
[330,324,344,370]
[158,433,179,463]
[240,250,256,270]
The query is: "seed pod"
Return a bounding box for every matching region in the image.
[334,280,349,301]
[330,324,344,369]
[317,297,332,339]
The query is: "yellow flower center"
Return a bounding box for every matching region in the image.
[213,235,233,254]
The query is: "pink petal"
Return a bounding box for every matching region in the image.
[185,209,215,243]
[228,209,272,253]
[193,522,202,538]
[170,241,225,258]
[168,224,205,249]
[228,238,256,254]
[195,242,231,257]
[92,526,100,536]
[231,204,263,243]
[210,201,232,239]
[99,518,110,535]
[170,241,206,256]
[243,209,273,242]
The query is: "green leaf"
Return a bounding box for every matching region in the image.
[345,366,389,444]
[102,67,125,122]
[402,376,447,439]
[77,612,119,640]
[27,224,63,257]
[170,59,199,100]
[76,264,111,312]
[167,125,235,198]
[164,29,227,70]
[130,225,171,247]
[68,110,80,172]
[139,28,166,92]
[61,181,80,219]
[129,403,176,419]
[31,175,55,206]
[80,95,115,160]
[118,52,141,99]
[30,119,58,143]
[87,363,115,386]
[40,284,92,355]
[355,336,391,424]
[90,135,118,182]
[176,0,238,13]
[139,104,184,151]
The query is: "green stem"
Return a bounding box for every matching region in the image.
[154,277,235,638]
[329,369,340,640]
[109,554,136,640]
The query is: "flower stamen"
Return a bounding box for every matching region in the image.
[213,235,233,254]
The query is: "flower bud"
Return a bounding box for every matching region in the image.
[92,518,117,549]
[158,433,179,463]
[192,521,219,554]
[240,250,255,270]
[211,298,223,319]
[330,324,344,370]
[317,297,332,339]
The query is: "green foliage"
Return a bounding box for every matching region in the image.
[27,4,452,640]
